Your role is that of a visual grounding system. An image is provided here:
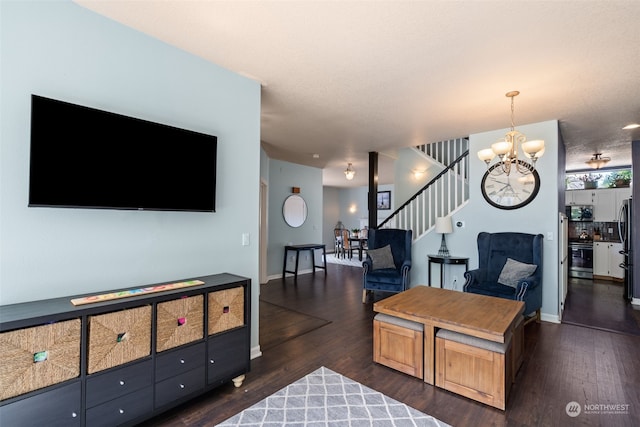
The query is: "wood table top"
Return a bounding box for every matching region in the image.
[374,285,525,343]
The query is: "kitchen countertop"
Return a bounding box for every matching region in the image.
[568,239,621,244]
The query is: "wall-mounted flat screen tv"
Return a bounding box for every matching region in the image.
[29,95,217,212]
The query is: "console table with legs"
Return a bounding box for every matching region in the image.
[282,244,327,279]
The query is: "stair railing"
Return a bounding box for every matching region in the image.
[378,150,469,239]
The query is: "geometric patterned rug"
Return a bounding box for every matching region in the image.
[215,366,450,427]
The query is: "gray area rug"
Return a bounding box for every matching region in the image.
[325,253,364,267]
[216,366,450,427]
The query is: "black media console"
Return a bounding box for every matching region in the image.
[0,273,250,427]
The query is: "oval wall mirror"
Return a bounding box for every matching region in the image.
[283,195,307,228]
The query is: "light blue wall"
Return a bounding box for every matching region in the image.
[335,184,395,232]
[394,149,445,205]
[410,120,561,321]
[267,159,323,277]
[1,1,261,346]
[323,187,341,249]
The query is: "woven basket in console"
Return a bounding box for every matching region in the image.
[208,287,244,335]
[0,319,81,400]
[156,295,203,352]
[87,305,151,374]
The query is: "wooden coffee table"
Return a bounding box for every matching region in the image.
[373,285,524,385]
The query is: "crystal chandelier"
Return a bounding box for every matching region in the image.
[477,91,545,175]
[344,163,356,180]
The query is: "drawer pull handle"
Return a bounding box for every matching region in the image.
[33,350,48,363]
[210,359,215,364]
[119,409,125,414]
[72,412,77,418]
[180,359,185,364]
[179,384,185,389]
[119,380,125,386]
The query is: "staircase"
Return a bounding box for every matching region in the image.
[379,138,469,240]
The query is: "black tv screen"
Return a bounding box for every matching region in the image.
[29,95,217,212]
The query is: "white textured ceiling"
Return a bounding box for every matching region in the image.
[75,0,640,187]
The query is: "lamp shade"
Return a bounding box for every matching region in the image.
[435,216,453,234]
[477,148,496,163]
[521,139,544,156]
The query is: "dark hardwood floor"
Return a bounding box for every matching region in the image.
[142,264,640,426]
[562,277,640,336]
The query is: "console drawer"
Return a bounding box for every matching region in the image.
[85,386,153,427]
[156,295,203,352]
[0,381,81,427]
[0,318,80,400]
[208,286,245,335]
[86,358,153,408]
[154,366,205,409]
[87,305,151,374]
[207,328,249,385]
[155,341,205,382]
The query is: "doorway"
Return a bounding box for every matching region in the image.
[259,179,268,284]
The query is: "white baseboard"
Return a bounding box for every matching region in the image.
[268,268,316,282]
[541,312,560,324]
[631,297,640,308]
[251,345,262,360]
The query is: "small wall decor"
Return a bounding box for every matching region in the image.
[377,191,391,210]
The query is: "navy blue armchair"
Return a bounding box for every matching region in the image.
[464,232,543,321]
[362,228,412,303]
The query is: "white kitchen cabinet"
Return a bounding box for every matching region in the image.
[566,188,631,222]
[593,242,609,277]
[593,241,624,280]
[593,189,617,221]
[566,189,595,205]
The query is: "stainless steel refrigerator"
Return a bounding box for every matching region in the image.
[618,198,633,300]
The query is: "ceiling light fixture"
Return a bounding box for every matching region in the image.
[585,153,611,169]
[623,123,640,130]
[477,91,545,175]
[344,163,356,180]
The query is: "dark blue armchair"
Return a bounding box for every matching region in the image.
[464,232,543,321]
[362,228,412,303]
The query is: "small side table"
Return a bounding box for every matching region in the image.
[428,255,469,289]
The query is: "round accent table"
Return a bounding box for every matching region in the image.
[427,255,469,290]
